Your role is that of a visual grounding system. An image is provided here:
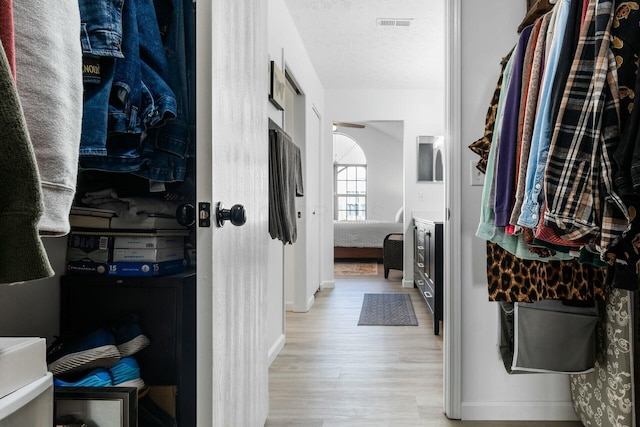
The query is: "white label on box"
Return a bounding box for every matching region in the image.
[112,248,183,263]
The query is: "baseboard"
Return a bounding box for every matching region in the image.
[402,278,414,289]
[461,401,578,421]
[285,293,315,312]
[268,333,285,366]
[320,279,335,290]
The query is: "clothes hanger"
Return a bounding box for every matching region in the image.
[518,0,557,33]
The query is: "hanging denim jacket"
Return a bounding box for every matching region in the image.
[133,0,196,183]
[80,0,178,178]
[78,0,124,156]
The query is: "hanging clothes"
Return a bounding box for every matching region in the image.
[0,0,15,79]
[0,41,53,283]
[13,0,83,236]
[516,0,571,230]
[470,0,640,384]
[469,0,640,381]
[486,241,606,302]
[78,0,194,184]
[268,128,304,245]
[476,45,573,262]
[544,0,629,249]
[468,52,512,175]
[137,0,196,184]
[510,13,551,230]
[601,1,640,291]
[494,24,534,227]
[472,0,640,288]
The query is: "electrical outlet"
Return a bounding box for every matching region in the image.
[470,160,484,186]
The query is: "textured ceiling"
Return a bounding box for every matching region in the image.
[281,0,445,90]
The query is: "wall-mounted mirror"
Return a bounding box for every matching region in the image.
[434,145,443,181]
[417,135,444,182]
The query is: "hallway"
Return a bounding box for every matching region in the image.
[266,265,584,427]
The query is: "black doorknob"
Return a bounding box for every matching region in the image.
[215,202,246,227]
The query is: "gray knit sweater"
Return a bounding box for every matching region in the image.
[0,41,53,283]
[13,0,83,236]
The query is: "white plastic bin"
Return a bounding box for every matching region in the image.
[0,372,53,426]
[0,337,52,426]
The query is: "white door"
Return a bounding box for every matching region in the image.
[306,107,322,297]
[196,1,269,426]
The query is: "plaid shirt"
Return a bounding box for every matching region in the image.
[517,0,570,229]
[543,0,629,250]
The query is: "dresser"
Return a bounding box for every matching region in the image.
[413,218,443,335]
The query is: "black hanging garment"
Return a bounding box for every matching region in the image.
[268,128,303,244]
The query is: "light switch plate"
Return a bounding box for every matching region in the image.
[470,160,484,186]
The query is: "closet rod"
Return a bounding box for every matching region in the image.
[268,118,293,142]
[518,0,556,33]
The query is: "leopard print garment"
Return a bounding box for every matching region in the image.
[468,52,513,174]
[486,241,606,302]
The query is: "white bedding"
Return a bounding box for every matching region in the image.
[333,220,403,248]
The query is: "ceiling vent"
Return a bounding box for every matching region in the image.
[376,18,414,27]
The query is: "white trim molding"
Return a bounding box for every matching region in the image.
[461,402,579,421]
[444,0,462,420]
[268,333,286,366]
[320,279,335,290]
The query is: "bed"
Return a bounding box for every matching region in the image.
[334,220,403,260]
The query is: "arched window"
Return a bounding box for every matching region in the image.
[333,133,367,220]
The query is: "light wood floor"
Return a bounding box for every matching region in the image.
[266,264,584,427]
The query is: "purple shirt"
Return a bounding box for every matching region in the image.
[494,24,533,226]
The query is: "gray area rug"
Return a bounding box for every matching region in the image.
[358,293,418,326]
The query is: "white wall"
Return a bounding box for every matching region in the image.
[337,122,404,221]
[267,0,325,359]
[323,89,445,288]
[0,237,65,342]
[458,0,578,420]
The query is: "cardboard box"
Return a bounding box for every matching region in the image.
[107,259,185,276]
[146,385,176,417]
[66,233,115,263]
[65,261,109,275]
[66,259,185,277]
[113,235,184,249]
[112,248,184,263]
[67,233,114,251]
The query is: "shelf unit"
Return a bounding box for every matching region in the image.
[59,271,196,426]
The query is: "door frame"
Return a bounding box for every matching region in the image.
[443,0,462,419]
[284,65,314,313]
[195,0,214,424]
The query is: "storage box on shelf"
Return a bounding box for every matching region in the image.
[65,228,189,277]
